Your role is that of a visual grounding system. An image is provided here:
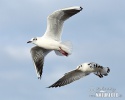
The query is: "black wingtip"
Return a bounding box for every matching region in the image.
[46,86,57,88]
[47,84,62,88]
[80,6,83,11]
[47,84,55,88]
[46,86,51,88]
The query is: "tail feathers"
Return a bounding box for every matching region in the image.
[94,67,110,78]
[60,41,73,55]
[100,67,110,76]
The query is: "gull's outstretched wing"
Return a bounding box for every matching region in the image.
[30,46,51,79]
[48,69,89,88]
[44,6,83,41]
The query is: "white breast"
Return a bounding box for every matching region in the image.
[35,37,60,50]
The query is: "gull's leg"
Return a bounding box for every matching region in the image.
[59,47,68,56]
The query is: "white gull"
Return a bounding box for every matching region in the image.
[48,62,110,88]
[27,6,83,79]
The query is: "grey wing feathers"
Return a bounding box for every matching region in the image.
[44,6,83,41]
[60,6,83,21]
[48,69,86,88]
[48,6,83,22]
[30,46,51,79]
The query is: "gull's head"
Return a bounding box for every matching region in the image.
[27,37,38,44]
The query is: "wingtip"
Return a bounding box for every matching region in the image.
[47,84,55,88]
[62,6,83,11]
[74,6,83,11]
[80,6,83,11]
[46,86,51,88]
[47,84,62,88]
[46,86,56,88]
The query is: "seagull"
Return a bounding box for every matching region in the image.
[27,6,83,79]
[48,62,110,88]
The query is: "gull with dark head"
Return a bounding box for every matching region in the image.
[27,6,83,79]
[48,62,110,88]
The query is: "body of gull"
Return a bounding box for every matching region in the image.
[27,6,83,79]
[48,62,110,88]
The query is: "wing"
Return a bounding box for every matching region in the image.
[48,69,89,88]
[44,6,83,41]
[30,46,51,79]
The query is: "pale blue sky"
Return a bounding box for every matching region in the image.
[0,0,125,100]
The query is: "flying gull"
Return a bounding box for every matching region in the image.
[48,62,110,88]
[27,6,83,79]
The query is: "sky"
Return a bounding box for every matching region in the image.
[0,0,125,100]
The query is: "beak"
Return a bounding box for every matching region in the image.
[27,41,32,43]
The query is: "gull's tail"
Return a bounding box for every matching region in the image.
[55,41,72,56]
[94,67,110,78]
[100,67,110,76]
